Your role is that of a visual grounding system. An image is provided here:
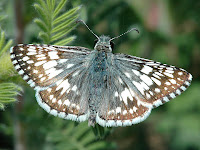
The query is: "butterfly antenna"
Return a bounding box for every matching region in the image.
[77,20,99,40]
[110,27,139,41]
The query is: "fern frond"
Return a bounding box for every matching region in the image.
[34,0,81,45]
[0,83,22,110]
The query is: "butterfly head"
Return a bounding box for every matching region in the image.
[77,20,138,52]
[94,35,114,52]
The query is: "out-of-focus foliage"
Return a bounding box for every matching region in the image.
[0,0,199,150]
[0,10,22,110]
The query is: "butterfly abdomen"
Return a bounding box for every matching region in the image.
[87,51,112,126]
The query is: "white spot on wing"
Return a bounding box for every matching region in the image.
[151,77,161,86]
[123,110,127,115]
[152,73,161,79]
[22,56,29,61]
[165,82,171,85]
[146,93,151,99]
[35,61,47,66]
[140,82,149,90]
[125,72,131,78]
[141,65,153,74]
[43,61,58,70]
[12,60,18,64]
[176,89,181,95]
[63,99,70,106]
[27,52,37,55]
[140,74,153,86]
[56,79,70,95]
[18,70,24,75]
[115,91,119,97]
[164,72,174,78]
[23,75,29,80]
[33,70,38,74]
[153,99,162,107]
[121,88,133,105]
[15,65,20,70]
[116,107,121,113]
[163,97,169,102]
[169,79,176,84]
[132,69,140,76]
[59,59,68,63]
[169,93,176,98]
[155,88,160,93]
[133,106,137,112]
[48,51,59,59]
[49,95,53,99]
[46,68,63,79]
[165,69,174,74]
[180,86,186,91]
[132,81,145,95]
[40,77,46,81]
[27,60,34,64]
[67,64,74,68]
[10,54,15,59]
[178,72,183,75]
[72,85,77,91]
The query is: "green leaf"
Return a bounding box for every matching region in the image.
[0,29,13,57]
[0,40,13,55]
[34,3,49,24]
[53,0,67,18]
[51,27,73,42]
[34,18,48,32]
[0,83,22,110]
[38,31,49,43]
[0,29,5,50]
[53,36,75,46]
[35,0,80,45]
[53,6,80,25]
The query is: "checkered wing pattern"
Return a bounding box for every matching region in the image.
[10,44,91,122]
[96,53,192,127]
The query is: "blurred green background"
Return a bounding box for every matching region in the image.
[0,0,199,150]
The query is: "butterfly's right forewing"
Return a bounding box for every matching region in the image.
[10,44,91,122]
[10,44,90,88]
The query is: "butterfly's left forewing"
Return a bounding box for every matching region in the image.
[10,44,91,122]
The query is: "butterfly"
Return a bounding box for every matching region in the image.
[10,20,192,127]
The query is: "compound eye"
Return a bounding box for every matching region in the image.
[110,41,114,49]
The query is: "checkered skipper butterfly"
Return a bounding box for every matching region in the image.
[10,20,192,127]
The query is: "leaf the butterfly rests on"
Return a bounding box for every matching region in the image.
[10,35,192,127]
